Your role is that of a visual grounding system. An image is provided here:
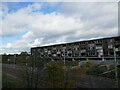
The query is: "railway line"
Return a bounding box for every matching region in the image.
[2,64,117,88]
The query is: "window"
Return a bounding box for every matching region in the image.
[63,44,66,47]
[109,39,113,43]
[81,53,85,56]
[108,44,113,48]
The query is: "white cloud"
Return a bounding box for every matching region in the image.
[1,37,44,54]
[1,3,42,36]
[1,0,119,2]
[5,43,12,48]
[1,2,118,54]
[31,38,43,47]
[22,31,34,39]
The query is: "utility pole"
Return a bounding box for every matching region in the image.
[99,44,119,88]
[13,54,16,68]
[14,54,16,64]
[114,46,118,88]
[63,48,66,88]
[64,49,66,66]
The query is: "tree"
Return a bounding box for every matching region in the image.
[44,61,64,88]
[16,52,29,65]
[44,61,76,88]
[20,52,29,55]
[16,56,48,88]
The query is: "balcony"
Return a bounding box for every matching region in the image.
[97,49,103,53]
[53,54,57,57]
[57,51,61,54]
[96,46,103,49]
[108,45,113,49]
[81,50,86,53]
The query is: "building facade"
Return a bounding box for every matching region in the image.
[31,36,120,60]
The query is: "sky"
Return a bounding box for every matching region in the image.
[0,1,119,54]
